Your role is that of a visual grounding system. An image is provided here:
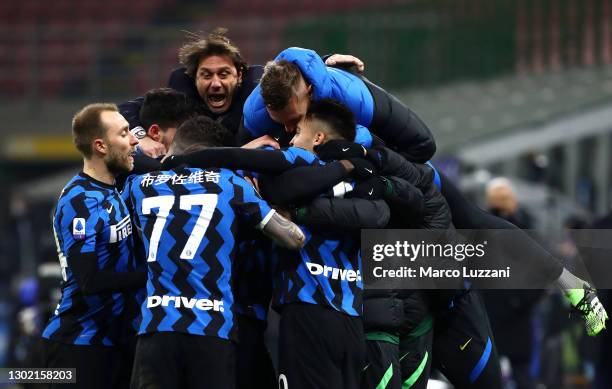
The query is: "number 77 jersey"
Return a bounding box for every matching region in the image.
[123,167,275,341]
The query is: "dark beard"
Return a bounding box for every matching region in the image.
[105,148,131,176]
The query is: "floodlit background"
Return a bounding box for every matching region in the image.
[1,1,611,388]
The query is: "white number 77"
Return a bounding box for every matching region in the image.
[142,194,219,262]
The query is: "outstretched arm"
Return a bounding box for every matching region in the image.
[259,160,353,205]
[163,147,320,174]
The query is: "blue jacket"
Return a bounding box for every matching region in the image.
[243,47,436,163]
[244,48,373,147]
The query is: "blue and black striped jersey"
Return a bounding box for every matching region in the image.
[273,227,363,317]
[42,172,134,346]
[257,148,363,316]
[124,167,274,341]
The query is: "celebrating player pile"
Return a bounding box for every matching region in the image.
[42,29,607,389]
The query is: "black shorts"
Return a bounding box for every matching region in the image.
[236,314,276,389]
[130,332,235,389]
[41,338,123,389]
[278,303,365,389]
[432,290,502,389]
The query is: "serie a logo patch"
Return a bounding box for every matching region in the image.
[72,218,86,240]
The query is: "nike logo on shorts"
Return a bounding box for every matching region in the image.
[459,338,472,351]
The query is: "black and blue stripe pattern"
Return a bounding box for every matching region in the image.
[273,226,363,317]
[42,172,133,346]
[124,167,273,341]
[262,148,364,317]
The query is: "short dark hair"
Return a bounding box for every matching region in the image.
[260,60,303,110]
[305,99,356,141]
[72,103,118,158]
[139,88,191,130]
[171,115,233,154]
[178,28,247,80]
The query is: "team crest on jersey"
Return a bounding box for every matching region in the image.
[72,218,86,240]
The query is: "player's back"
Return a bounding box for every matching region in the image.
[125,167,274,341]
[273,225,363,317]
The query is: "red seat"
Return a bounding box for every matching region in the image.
[4,0,178,98]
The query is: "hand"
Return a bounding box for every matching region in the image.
[137,136,166,158]
[347,176,388,200]
[242,135,280,150]
[325,54,365,73]
[314,140,366,161]
[347,158,378,180]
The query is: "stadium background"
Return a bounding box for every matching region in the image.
[1,0,611,388]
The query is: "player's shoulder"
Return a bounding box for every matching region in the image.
[58,174,106,207]
[208,168,252,188]
[217,167,243,180]
[282,146,321,165]
[55,189,103,228]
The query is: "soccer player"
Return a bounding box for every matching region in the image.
[41,103,145,389]
[116,88,194,190]
[136,88,193,155]
[305,115,453,389]
[243,47,608,337]
[272,101,370,389]
[124,116,305,389]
